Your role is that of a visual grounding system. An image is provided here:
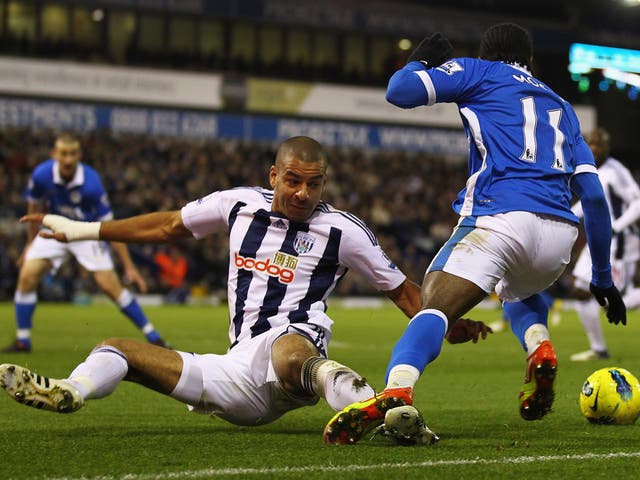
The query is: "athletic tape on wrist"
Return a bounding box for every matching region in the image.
[42,214,101,241]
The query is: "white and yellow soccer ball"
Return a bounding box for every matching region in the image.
[579,367,640,425]
[374,405,440,445]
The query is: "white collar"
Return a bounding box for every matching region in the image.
[53,161,85,188]
[506,62,532,75]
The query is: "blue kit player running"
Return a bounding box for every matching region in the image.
[2,132,167,352]
[323,23,626,444]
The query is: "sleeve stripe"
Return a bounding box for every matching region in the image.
[573,164,598,176]
[414,70,436,106]
[338,212,378,246]
[316,204,378,246]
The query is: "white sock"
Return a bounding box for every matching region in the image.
[575,298,607,352]
[623,287,640,309]
[66,345,129,400]
[523,324,550,354]
[386,364,420,390]
[116,289,134,308]
[301,357,375,411]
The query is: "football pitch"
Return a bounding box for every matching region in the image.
[1,302,639,480]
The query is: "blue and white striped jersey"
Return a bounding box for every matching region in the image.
[26,159,113,221]
[386,58,598,222]
[181,187,406,346]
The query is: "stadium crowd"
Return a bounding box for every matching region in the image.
[0,128,465,302]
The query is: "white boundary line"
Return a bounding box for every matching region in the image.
[49,451,640,480]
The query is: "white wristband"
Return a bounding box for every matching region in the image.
[42,214,101,241]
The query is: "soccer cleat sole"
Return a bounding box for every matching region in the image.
[323,393,410,445]
[0,364,83,414]
[519,360,556,421]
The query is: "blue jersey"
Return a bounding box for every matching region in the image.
[386,58,597,223]
[26,159,113,221]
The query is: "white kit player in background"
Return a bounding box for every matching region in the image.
[570,128,640,361]
[2,136,490,444]
[2,132,168,352]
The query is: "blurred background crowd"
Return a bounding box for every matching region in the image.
[1,0,639,304]
[0,128,465,302]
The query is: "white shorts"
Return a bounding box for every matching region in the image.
[572,246,634,293]
[172,323,329,426]
[25,235,114,272]
[428,212,578,302]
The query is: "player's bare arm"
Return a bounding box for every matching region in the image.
[21,211,192,244]
[384,279,492,344]
[384,279,422,318]
[110,242,148,293]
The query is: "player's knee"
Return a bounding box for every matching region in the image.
[17,271,40,292]
[272,339,317,395]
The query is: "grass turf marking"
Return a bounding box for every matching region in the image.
[50,451,640,480]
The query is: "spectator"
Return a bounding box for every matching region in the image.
[153,245,189,304]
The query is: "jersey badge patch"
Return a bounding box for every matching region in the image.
[69,190,82,204]
[294,232,315,254]
[436,60,463,75]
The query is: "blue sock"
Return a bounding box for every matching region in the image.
[117,290,161,343]
[385,309,447,383]
[504,294,549,351]
[14,291,36,347]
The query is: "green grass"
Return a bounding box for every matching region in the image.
[1,302,639,479]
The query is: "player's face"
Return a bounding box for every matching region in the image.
[270,155,326,223]
[53,140,82,181]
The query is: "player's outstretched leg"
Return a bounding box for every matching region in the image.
[0,364,83,413]
[322,387,413,445]
[518,340,557,420]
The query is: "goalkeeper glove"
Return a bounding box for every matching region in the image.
[407,33,453,68]
[590,283,627,325]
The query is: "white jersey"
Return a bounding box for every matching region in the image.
[573,157,640,262]
[181,187,405,347]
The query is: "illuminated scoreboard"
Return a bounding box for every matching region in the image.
[569,43,640,99]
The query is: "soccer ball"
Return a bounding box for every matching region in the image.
[579,367,640,425]
[374,406,440,445]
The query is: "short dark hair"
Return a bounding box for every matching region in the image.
[275,136,328,172]
[55,132,81,145]
[479,23,533,69]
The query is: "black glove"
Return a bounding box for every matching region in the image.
[407,33,453,68]
[590,283,627,325]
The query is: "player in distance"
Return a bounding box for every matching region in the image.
[324,23,626,444]
[2,136,490,442]
[2,132,167,353]
[569,128,640,361]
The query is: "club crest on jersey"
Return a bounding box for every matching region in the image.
[436,60,463,75]
[293,232,315,254]
[69,190,82,204]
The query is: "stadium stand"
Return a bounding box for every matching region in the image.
[1,0,639,302]
[0,128,465,300]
